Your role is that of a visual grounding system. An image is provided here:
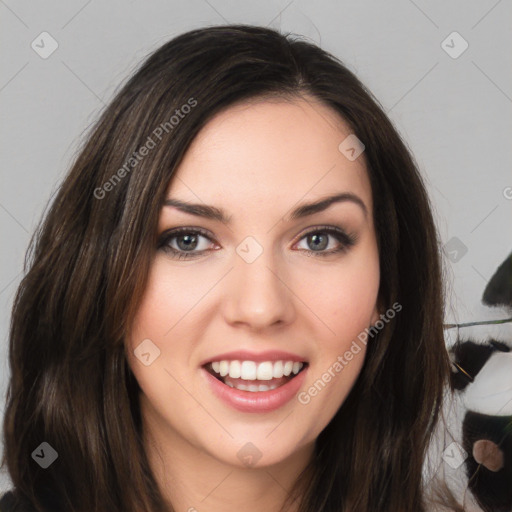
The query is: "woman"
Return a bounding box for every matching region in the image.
[1,24,458,511]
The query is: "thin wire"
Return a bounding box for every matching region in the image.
[443,317,512,330]
[452,362,474,382]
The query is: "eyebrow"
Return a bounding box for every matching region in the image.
[163,192,368,224]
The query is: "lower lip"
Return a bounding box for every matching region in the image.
[202,366,308,413]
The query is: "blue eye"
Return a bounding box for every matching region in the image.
[294,227,357,256]
[158,226,357,260]
[158,227,216,260]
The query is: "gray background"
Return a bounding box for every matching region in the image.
[1,0,511,494]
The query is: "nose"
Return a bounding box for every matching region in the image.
[222,247,296,331]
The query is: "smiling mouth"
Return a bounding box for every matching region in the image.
[203,360,308,392]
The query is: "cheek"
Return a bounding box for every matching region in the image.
[125,258,189,384]
[124,259,204,428]
[334,265,379,335]
[298,250,380,343]
[129,256,205,342]
[296,256,376,427]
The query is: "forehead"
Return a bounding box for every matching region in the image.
[166,96,372,217]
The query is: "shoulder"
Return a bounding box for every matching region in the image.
[0,490,37,512]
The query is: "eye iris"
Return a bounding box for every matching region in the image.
[308,233,328,251]
[177,234,198,251]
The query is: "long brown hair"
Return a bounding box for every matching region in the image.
[2,24,456,511]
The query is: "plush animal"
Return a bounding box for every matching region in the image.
[449,252,512,512]
[451,339,512,511]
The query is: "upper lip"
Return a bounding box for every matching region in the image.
[200,350,308,366]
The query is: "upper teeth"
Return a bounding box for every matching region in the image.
[210,360,304,380]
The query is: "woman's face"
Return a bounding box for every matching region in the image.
[125,96,381,469]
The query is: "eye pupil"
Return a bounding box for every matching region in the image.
[308,233,328,251]
[178,234,198,251]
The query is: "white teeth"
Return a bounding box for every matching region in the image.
[209,359,305,381]
[283,361,293,376]
[272,360,284,378]
[256,361,274,380]
[219,360,229,377]
[227,381,279,392]
[240,361,257,380]
[228,360,241,378]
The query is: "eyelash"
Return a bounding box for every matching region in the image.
[157,225,357,261]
